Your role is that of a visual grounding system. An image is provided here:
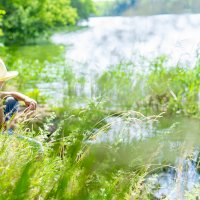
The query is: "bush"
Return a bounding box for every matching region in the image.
[0,0,78,45]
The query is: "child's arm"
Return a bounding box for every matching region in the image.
[0,91,37,110]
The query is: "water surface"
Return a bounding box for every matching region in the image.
[52,14,200,75]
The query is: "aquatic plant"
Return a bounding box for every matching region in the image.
[97,55,200,117]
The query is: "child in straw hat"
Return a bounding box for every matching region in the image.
[0,58,37,134]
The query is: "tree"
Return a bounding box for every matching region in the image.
[0,0,78,45]
[71,0,95,20]
[112,0,136,15]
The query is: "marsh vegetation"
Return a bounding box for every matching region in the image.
[1,2,200,199]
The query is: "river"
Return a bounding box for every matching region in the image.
[2,14,200,198]
[52,14,200,75]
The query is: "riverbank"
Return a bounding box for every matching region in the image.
[4,47,200,198]
[1,15,200,199]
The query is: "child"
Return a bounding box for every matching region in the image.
[0,59,37,133]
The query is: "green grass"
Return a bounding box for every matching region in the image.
[0,106,178,199]
[1,44,200,198]
[1,105,199,199]
[96,55,200,117]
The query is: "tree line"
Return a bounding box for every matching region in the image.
[133,0,200,15]
[0,0,95,45]
[98,0,200,16]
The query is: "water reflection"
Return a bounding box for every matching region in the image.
[90,115,200,198]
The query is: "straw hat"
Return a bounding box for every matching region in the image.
[0,59,18,81]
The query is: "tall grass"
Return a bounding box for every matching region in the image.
[97,55,200,117]
[1,105,198,199]
[1,45,200,198]
[0,104,175,199]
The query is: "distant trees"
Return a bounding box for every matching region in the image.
[124,0,200,15]
[71,0,96,20]
[0,0,95,45]
[112,0,136,15]
[97,0,200,16]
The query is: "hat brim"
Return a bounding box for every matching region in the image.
[0,71,18,81]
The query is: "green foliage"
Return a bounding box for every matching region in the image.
[94,1,113,16]
[71,0,96,20]
[0,9,5,36]
[0,44,69,104]
[96,55,200,117]
[143,56,200,115]
[97,62,143,110]
[0,109,173,199]
[128,0,200,15]
[3,41,200,117]
[0,0,78,45]
[0,0,96,45]
[1,40,200,198]
[0,114,198,199]
[96,0,200,16]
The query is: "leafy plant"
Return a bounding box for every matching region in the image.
[0,0,77,45]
